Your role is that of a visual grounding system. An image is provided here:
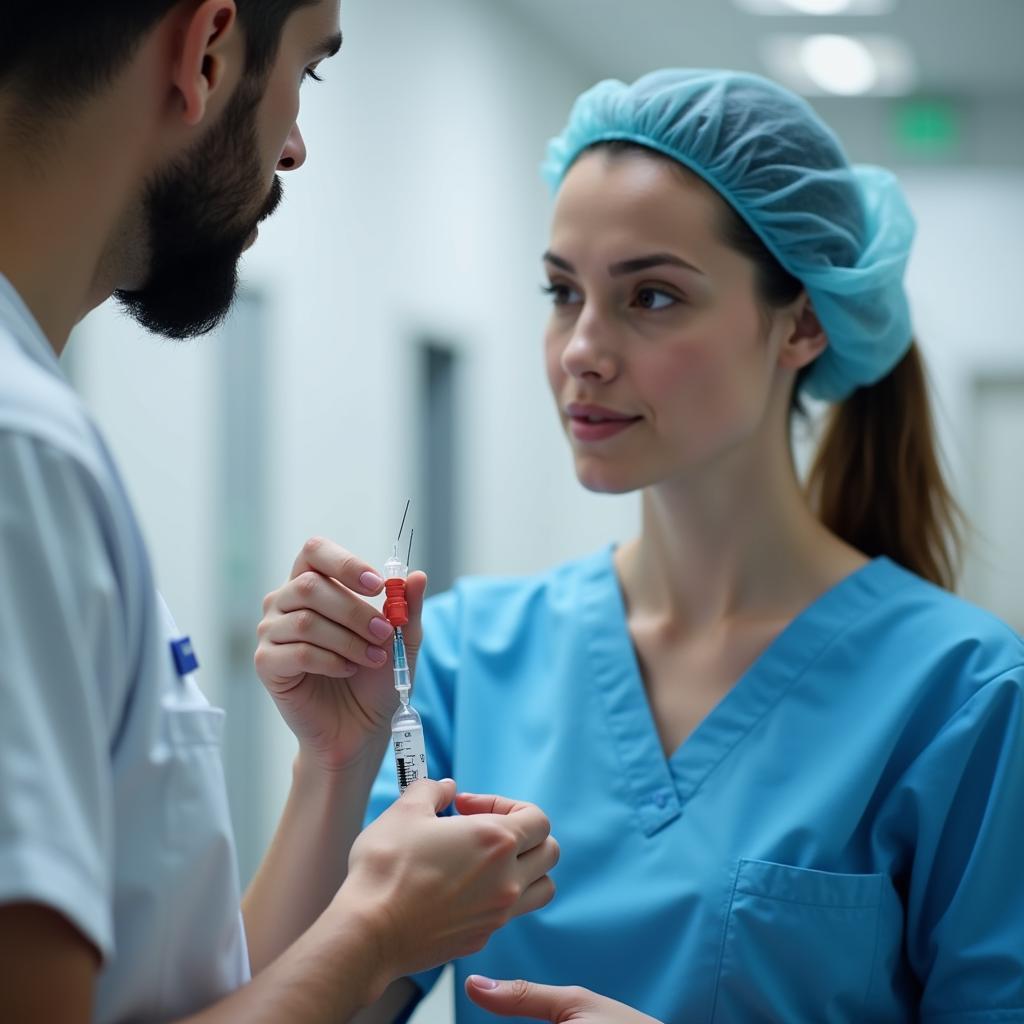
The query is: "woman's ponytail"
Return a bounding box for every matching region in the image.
[805,342,963,590]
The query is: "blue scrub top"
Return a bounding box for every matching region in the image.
[367,547,1024,1023]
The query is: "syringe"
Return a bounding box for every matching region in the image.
[382,511,428,793]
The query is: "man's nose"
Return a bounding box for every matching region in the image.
[278,123,306,171]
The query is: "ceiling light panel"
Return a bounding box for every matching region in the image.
[735,0,895,15]
[761,33,916,96]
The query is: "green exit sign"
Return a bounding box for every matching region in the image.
[892,99,960,157]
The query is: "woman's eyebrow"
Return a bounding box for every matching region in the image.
[541,251,704,277]
[608,253,704,276]
[542,251,575,273]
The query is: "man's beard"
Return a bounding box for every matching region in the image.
[115,78,283,339]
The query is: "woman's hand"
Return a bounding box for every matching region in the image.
[465,977,664,1024]
[254,536,427,771]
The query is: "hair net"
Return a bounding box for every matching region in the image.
[541,69,915,402]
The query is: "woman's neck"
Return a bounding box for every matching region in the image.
[614,446,865,634]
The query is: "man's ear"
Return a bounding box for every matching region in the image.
[778,292,827,372]
[171,1,241,127]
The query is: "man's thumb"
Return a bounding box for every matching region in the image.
[465,976,587,1021]
[401,776,455,814]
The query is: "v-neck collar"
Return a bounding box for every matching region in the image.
[581,545,916,837]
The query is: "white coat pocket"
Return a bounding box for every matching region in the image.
[155,705,246,1014]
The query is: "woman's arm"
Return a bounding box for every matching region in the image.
[244,539,430,968]
[242,741,388,974]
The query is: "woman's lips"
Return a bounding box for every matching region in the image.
[566,403,642,442]
[570,418,639,441]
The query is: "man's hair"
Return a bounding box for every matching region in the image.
[0,1,316,116]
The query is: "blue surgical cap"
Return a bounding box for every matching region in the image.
[541,69,915,402]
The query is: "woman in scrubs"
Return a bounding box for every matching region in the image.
[259,70,1024,1022]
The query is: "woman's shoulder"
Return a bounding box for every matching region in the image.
[854,557,1024,700]
[874,558,1021,645]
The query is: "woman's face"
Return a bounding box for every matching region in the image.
[544,149,800,495]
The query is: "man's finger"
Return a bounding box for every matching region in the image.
[454,792,529,817]
[289,536,383,595]
[510,875,556,919]
[401,777,456,814]
[517,836,560,881]
[455,794,551,854]
[464,977,590,1022]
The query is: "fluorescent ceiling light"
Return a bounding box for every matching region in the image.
[802,34,877,93]
[735,0,895,15]
[761,33,915,95]
[789,0,861,12]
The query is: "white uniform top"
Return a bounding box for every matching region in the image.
[0,275,250,1023]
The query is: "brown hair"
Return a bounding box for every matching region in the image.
[803,345,963,589]
[589,140,964,589]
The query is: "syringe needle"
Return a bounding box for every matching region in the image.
[396,499,411,545]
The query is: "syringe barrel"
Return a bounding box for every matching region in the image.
[391,703,428,793]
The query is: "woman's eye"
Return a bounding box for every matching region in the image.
[541,283,581,307]
[634,287,677,311]
[302,67,324,85]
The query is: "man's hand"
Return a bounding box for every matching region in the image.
[335,780,559,993]
[465,976,664,1024]
[254,536,427,771]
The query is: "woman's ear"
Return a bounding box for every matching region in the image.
[171,0,240,127]
[778,292,827,372]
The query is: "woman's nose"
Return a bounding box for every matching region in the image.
[561,314,619,383]
[278,123,307,171]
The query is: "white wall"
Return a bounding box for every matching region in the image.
[899,170,1024,624]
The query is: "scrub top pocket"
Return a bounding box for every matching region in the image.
[712,858,891,1024]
